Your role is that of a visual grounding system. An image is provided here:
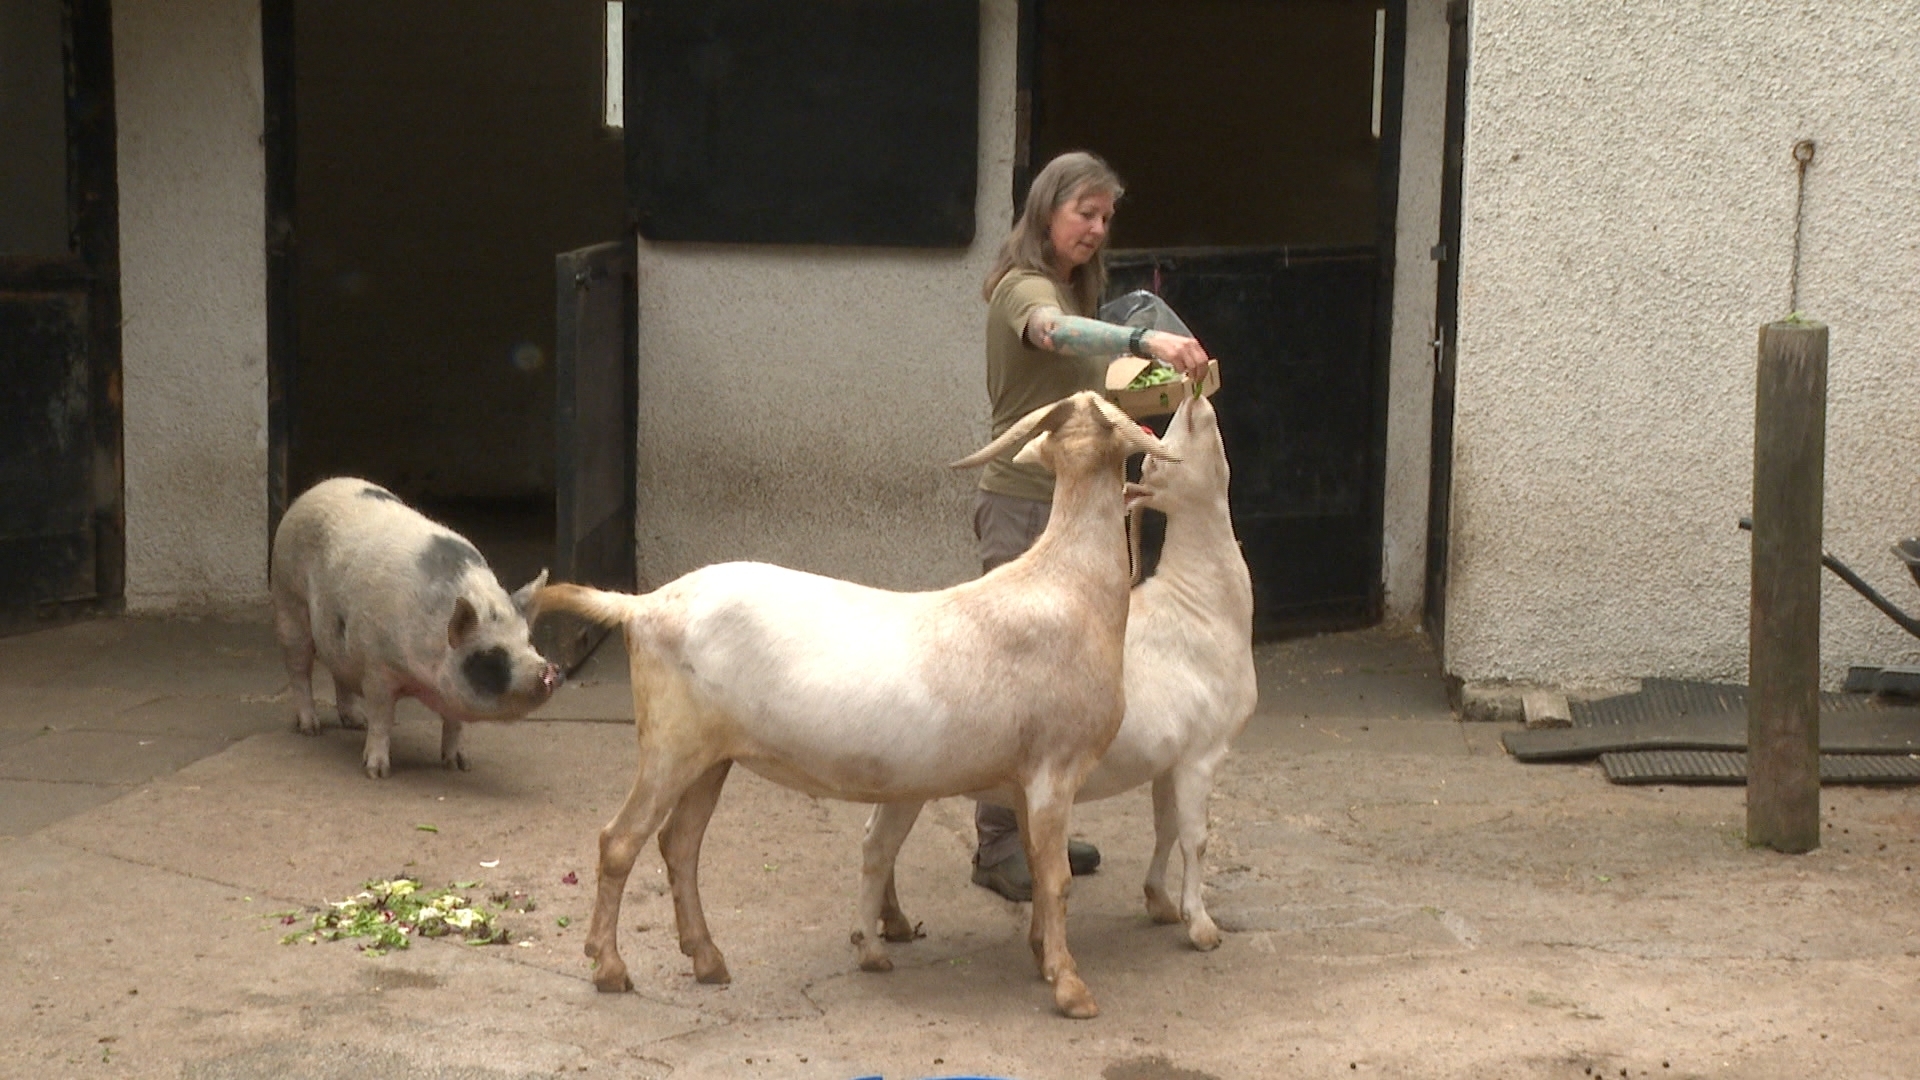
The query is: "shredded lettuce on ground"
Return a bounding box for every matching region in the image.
[279,877,510,955]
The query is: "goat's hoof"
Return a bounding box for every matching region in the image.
[852,929,894,972]
[591,966,633,993]
[880,918,922,943]
[1053,974,1099,1019]
[586,943,632,992]
[1188,917,1223,952]
[1144,886,1181,925]
[692,950,731,985]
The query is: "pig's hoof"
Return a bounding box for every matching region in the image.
[442,751,470,772]
[295,713,320,736]
[364,756,391,779]
[338,710,367,731]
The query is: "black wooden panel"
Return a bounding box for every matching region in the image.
[538,240,637,674]
[0,0,121,637]
[0,292,96,613]
[1110,248,1383,637]
[554,240,635,592]
[626,0,978,247]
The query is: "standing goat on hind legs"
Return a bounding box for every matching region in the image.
[532,391,1176,1019]
[863,388,1257,955]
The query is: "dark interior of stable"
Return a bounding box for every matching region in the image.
[284,0,624,585]
[1034,0,1381,251]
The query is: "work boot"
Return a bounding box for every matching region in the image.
[971,850,1034,902]
[971,841,1103,903]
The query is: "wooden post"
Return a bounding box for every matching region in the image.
[1748,319,1827,853]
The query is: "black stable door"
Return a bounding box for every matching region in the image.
[0,0,122,636]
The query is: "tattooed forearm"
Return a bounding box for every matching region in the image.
[1027,306,1137,358]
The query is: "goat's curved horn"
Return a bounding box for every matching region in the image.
[951,396,1079,470]
[1093,396,1182,463]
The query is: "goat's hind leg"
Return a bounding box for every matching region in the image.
[1143,773,1184,925]
[1168,760,1224,950]
[658,759,734,983]
[854,800,925,972]
[586,752,715,992]
[1018,786,1098,1019]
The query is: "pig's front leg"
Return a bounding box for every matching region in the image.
[439,715,469,771]
[359,678,400,779]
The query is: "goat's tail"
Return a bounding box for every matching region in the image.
[528,582,639,627]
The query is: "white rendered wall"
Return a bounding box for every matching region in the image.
[629,1,1018,593]
[1444,2,1920,687]
[1380,0,1450,626]
[114,0,270,613]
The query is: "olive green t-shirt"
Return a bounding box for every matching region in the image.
[979,269,1106,501]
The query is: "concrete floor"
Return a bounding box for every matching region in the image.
[3,614,1918,1079]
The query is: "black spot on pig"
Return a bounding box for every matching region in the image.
[460,645,513,699]
[355,485,402,504]
[418,534,485,584]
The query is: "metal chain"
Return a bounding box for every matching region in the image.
[1789,139,1816,315]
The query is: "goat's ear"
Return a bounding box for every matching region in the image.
[1011,431,1053,467]
[951,396,1078,469]
[510,569,550,614]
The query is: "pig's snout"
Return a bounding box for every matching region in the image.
[539,661,563,693]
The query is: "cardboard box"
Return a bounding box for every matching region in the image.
[1105,357,1221,419]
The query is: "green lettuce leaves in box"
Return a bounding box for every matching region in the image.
[1124,363,1180,391]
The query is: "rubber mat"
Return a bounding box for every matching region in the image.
[1600,749,1920,785]
[1503,678,1920,762]
[1570,678,1877,726]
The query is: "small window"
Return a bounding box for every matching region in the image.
[603,2,623,132]
[624,0,979,248]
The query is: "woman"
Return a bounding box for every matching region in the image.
[969,150,1211,902]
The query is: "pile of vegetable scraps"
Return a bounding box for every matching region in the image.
[278,877,508,956]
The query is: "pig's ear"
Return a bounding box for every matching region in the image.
[447,597,480,648]
[510,569,550,614]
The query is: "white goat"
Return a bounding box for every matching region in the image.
[532,391,1175,1019]
[861,388,1257,959]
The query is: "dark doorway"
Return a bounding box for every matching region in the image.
[264,0,629,599]
[0,0,122,636]
[1026,0,1402,639]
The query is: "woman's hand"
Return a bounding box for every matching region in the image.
[1143,331,1211,379]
